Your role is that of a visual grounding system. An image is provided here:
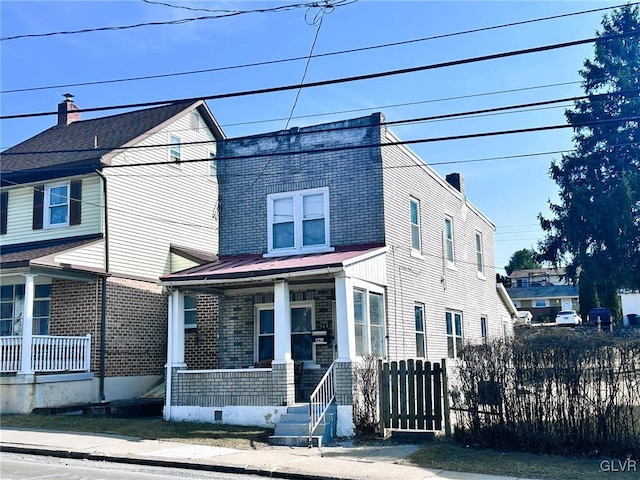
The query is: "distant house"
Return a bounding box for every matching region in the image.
[160,113,517,440]
[0,95,224,413]
[507,268,579,323]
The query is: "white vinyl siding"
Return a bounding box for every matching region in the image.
[106,109,218,280]
[0,175,102,246]
[53,240,105,271]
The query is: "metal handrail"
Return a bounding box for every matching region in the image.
[308,361,336,445]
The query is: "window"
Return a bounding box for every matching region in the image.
[291,306,313,362]
[354,289,385,357]
[257,308,274,362]
[33,285,51,335]
[480,315,488,344]
[255,303,314,363]
[445,217,455,264]
[445,310,463,359]
[415,304,426,357]
[45,182,69,228]
[534,299,549,307]
[169,135,181,163]
[410,198,421,252]
[0,283,50,336]
[184,295,197,329]
[475,232,484,275]
[191,111,202,131]
[267,187,330,255]
[209,151,217,177]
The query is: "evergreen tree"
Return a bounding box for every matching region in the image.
[538,5,640,318]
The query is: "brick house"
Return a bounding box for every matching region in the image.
[0,95,224,413]
[160,113,517,439]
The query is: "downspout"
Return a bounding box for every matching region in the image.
[96,169,109,402]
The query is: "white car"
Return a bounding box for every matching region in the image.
[555,310,582,326]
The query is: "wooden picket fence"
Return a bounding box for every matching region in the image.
[378,359,447,432]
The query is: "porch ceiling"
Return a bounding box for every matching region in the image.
[160,244,386,289]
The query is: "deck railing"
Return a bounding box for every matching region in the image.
[0,334,91,373]
[309,361,336,445]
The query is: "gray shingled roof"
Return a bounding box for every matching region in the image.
[1,101,199,185]
[506,285,579,299]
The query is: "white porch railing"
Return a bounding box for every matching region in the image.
[0,334,91,373]
[309,361,336,444]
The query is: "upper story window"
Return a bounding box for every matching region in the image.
[266,187,331,256]
[45,182,69,228]
[445,217,455,265]
[169,135,181,164]
[410,198,421,253]
[475,232,484,276]
[209,152,217,178]
[191,111,202,131]
[33,180,82,230]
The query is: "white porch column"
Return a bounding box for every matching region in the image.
[335,274,356,361]
[170,289,185,365]
[18,274,35,374]
[273,280,291,362]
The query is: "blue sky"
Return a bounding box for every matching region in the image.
[0,0,618,272]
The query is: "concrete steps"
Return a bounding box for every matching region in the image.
[269,403,336,447]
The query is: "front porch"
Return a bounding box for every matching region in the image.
[161,245,388,440]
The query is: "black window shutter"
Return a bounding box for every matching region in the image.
[0,191,8,235]
[70,179,82,225]
[33,185,44,230]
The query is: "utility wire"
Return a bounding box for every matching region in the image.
[3,116,637,177]
[3,30,638,121]
[1,2,630,94]
[4,88,636,157]
[0,1,354,42]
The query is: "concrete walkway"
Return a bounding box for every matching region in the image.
[0,427,533,480]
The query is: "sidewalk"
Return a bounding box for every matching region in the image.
[0,427,530,480]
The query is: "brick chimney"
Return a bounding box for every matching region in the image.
[57,93,80,126]
[446,172,464,195]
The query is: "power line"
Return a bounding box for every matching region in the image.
[0,1,354,42]
[3,30,638,121]
[1,2,630,95]
[3,116,637,177]
[4,88,636,157]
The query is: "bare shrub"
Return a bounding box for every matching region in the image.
[453,329,640,457]
[353,354,380,434]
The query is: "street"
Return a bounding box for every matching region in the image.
[0,452,268,480]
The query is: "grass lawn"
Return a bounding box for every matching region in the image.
[403,438,639,480]
[1,414,638,480]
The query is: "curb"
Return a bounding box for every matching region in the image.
[0,444,347,480]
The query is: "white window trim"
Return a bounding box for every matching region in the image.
[445,309,464,359]
[415,303,426,358]
[475,231,485,279]
[254,301,318,365]
[410,197,421,254]
[184,295,197,329]
[352,280,386,359]
[480,315,488,344]
[169,134,182,168]
[44,181,70,229]
[534,299,550,307]
[265,187,333,257]
[209,151,217,179]
[445,216,455,268]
